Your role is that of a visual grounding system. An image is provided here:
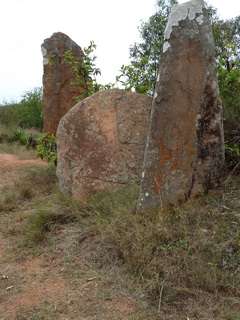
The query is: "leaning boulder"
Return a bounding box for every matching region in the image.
[56,89,152,200]
[42,32,87,134]
[138,0,224,210]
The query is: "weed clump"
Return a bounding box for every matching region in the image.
[81,181,240,317]
[25,208,76,243]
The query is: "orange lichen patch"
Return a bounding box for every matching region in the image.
[154,176,162,195]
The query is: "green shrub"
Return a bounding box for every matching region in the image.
[0,88,43,129]
[36,134,57,164]
[18,88,43,129]
[224,119,240,173]
[0,125,16,143]
[10,128,29,145]
[25,208,74,243]
[219,68,240,122]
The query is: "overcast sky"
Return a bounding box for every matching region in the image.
[0,0,239,103]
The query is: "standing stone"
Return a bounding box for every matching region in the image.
[42,32,87,134]
[138,0,224,210]
[56,89,152,200]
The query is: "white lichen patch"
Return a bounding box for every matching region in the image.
[163,41,171,53]
[41,45,48,65]
[196,14,204,25]
[145,192,150,197]
[164,0,205,40]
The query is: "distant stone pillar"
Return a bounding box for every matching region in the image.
[41,32,87,134]
[138,0,224,210]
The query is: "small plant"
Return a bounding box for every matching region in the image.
[26,209,62,242]
[11,128,29,145]
[36,134,57,164]
[225,142,240,171]
[64,41,113,102]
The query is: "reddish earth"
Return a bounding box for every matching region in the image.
[0,152,146,320]
[0,154,46,168]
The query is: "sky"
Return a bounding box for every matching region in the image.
[0,0,239,103]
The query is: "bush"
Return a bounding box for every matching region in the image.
[25,208,75,243]
[219,68,240,122]
[10,128,30,145]
[224,120,240,173]
[17,88,43,129]
[0,88,43,129]
[36,133,57,164]
[94,192,240,305]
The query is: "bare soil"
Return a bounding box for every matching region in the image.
[0,152,154,320]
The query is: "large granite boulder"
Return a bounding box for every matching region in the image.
[56,89,152,200]
[42,32,87,134]
[138,0,225,210]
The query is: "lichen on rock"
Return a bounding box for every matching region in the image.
[138,0,224,210]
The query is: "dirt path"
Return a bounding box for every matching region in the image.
[0,153,46,191]
[0,154,45,168]
[0,152,150,320]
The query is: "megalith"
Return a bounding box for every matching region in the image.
[42,32,87,134]
[138,0,224,210]
[56,89,152,200]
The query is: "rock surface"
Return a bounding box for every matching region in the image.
[42,32,87,134]
[138,0,224,210]
[56,89,152,200]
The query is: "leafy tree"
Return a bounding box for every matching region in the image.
[0,88,43,129]
[64,41,114,102]
[18,88,43,128]
[116,0,177,95]
[211,15,240,122]
[117,0,240,170]
[117,0,240,115]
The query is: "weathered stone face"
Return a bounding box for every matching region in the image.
[56,89,152,200]
[42,32,87,134]
[138,0,224,210]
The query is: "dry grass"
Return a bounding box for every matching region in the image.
[84,180,240,319]
[1,142,240,319]
[0,142,37,159]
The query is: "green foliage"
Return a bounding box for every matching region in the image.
[18,88,43,128]
[95,191,240,304]
[64,41,113,102]
[116,0,177,95]
[0,124,16,143]
[0,88,43,129]
[219,67,240,121]
[36,133,57,164]
[0,102,20,127]
[0,124,57,165]
[116,1,240,125]
[212,14,240,123]
[11,128,30,145]
[25,208,74,243]
[213,16,240,72]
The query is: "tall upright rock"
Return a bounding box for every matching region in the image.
[138,0,224,210]
[42,32,87,134]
